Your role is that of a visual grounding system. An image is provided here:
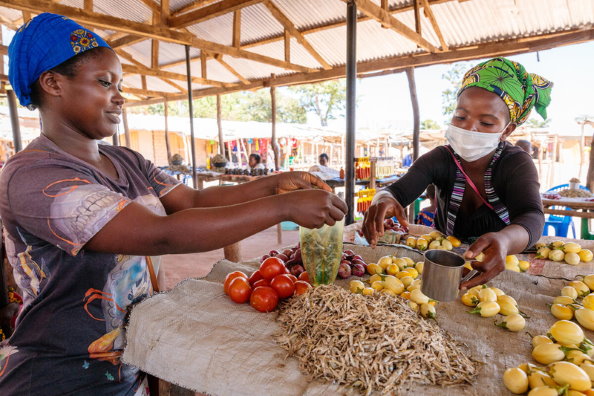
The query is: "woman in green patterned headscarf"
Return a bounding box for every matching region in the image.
[363,56,551,291]
[459,57,553,125]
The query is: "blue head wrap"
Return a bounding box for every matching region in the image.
[8,13,111,109]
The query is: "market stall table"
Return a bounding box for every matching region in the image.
[541,196,594,219]
[123,237,594,395]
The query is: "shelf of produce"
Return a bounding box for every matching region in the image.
[123,241,594,396]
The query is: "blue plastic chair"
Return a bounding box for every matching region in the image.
[543,184,590,237]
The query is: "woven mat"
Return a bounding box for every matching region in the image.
[123,241,594,396]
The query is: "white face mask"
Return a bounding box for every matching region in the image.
[445,123,508,162]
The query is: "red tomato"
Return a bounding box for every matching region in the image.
[252,279,270,288]
[224,271,248,295]
[250,286,279,312]
[259,257,288,281]
[294,280,312,296]
[228,277,252,304]
[270,274,296,299]
[286,274,298,284]
[298,271,310,284]
[248,270,264,286]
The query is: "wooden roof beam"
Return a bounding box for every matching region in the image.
[0,0,313,73]
[421,0,449,50]
[171,0,219,17]
[84,0,93,12]
[241,0,460,49]
[126,28,594,107]
[232,9,241,48]
[137,0,160,14]
[116,49,186,93]
[264,0,331,70]
[348,0,438,53]
[121,63,237,88]
[213,54,249,84]
[0,44,7,55]
[169,0,261,28]
[109,35,147,49]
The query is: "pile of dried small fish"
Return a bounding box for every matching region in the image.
[275,285,478,395]
[559,188,592,198]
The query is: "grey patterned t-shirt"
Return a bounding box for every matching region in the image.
[0,135,180,395]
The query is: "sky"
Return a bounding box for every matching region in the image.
[351,41,594,136]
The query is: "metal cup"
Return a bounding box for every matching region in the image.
[421,249,466,302]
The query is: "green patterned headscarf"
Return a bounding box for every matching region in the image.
[458,57,553,125]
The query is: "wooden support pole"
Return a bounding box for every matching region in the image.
[270,86,280,170]
[217,95,225,158]
[223,244,241,262]
[164,101,172,162]
[122,108,131,148]
[7,90,22,153]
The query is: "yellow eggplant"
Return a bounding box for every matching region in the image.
[549,320,585,346]
[575,307,594,331]
[569,281,591,297]
[500,314,525,332]
[470,301,500,317]
[503,367,529,394]
[550,304,574,320]
[478,287,497,303]
[548,361,591,391]
[527,370,557,389]
[562,286,579,300]
[532,335,553,348]
[531,343,565,365]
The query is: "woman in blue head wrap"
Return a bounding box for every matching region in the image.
[1,13,346,395]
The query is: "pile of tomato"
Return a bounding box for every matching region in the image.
[224,257,312,312]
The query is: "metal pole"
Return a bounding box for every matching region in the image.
[7,90,22,153]
[185,45,197,188]
[345,0,357,225]
[406,67,420,161]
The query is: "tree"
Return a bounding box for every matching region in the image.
[289,79,346,126]
[441,62,470,118]
[421,119,441,130]
[127,88,306,123]
[524,117,551,128]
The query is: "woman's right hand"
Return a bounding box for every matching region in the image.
[362,194,408,246]
[284,190,347,229]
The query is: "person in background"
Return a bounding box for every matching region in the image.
[416,184,436,227]
[0,13,347,395]
[515,139,533,155]
[363,57,551,289]
[248,153,265,170]
[308,153,340,181]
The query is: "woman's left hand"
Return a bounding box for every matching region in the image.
[274,171,332,194]
[461,231,508,289]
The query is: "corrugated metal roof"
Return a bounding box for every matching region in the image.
[1,0,593,100]
[94,0,152,23]
[187,13,234,47]
[239,3,284,43]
